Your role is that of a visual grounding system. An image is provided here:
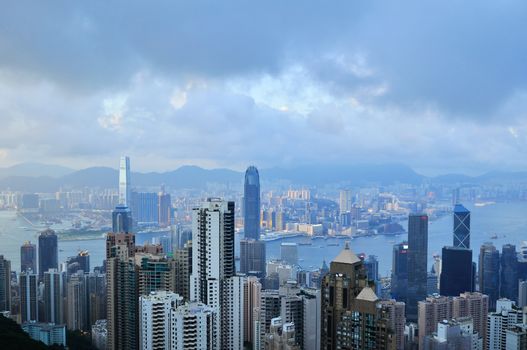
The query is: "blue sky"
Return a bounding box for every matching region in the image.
[0,1,526,175]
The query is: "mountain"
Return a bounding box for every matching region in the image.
[0,162,75,179]
[0,315,62,349]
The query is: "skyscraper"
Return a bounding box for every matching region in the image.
[391,242,408,302]
[118,156,131,207]
[453,204,470,249]
[66,250,90,275]
[170,302,217,350]
[157,191,172,227]
[479,242,500,309]
[38,229,58,279]
[339,189,352,213]
[43,268,63,324]
[173,242,192,301]
[190,198,236,349]
[407,214,428,322]
[440,246,473,296]
[67,271,88,331]
[244,166,260,240]
[501,244,518,302]
[320,243,395,349]
[240,239,266,279]
[112,205,133,233]
[20,241,36,273]
[0,255,11,313]
[20,270,39,322]
[243,276,262,346]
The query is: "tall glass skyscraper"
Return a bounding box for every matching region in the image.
[119,156,131,207]
[112,205,133,233]
[20,241,37,273]
[243,166,260,240]
[479,242,500,309]
[453,204,470,248]
[501,244,518,302]
[406,214,428,322]
[440,246,473,296]
[391,242,408,302]
[38,229,58,278]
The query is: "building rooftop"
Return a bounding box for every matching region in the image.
[356,286,379,302]
[332,242,361,265]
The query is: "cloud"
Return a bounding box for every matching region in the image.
[0,1,526,173]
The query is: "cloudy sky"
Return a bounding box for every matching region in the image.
[0,1,526,175]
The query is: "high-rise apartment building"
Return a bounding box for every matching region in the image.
[118,156,131,207]
[391,242,408,302]
[21,241,36,273]
[379,299,406,350]
[38,229,58,278]
[321,243,395,349]
[67,271,88,331]
[87,272,106,328]
[173,241,192,301]
[243,276,261,346]
[244,166,261,240]
[487,299,524,350]
[519,281,527,308]
[170,302,217,350]
[240,239,266,279]
[339,189,352,214]
[222,275,245,350]
[136,253,172,295]
[157,192,172,227]
[453,204,470,249]
[501,244,518,302]
[264,317,301,350]
[66,250,90,275]
[479,242,500,309]
[43,268,63,324]
[423,317,481,350]
[440,246,473,296]
[407,214,428,322]
[20,270,39,322]
[139,291,183,350]
[0,255,11,313]
[190,198,237,349]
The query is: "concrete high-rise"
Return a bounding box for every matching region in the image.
[20,241,36,273]
[67,271,89,331]
[0,255,11,313]
[243,166,260,240]
[321,243,395,349]
[519,280,527,308]
[240,239,266,279]
[391,242,408,302]
[118,156,131,207]
[173,242,192,301]
[453,204,470,249]
[339,189,352,214]
[487,299,524,350]
[243,276,261,346]
[38,229,58,278]
[20,270,39,322]
[157,191,172,227]
[407,214,428,322]
[66,250,90,275]
[479,242,500,309]
[43,268,63,324]
[136,253,172,295]
[170,302,217,350]
[440,246,473,296]
[379,299,406,350]
[139,291,183,350]
[190,198,236,349]
[501,244,518,302]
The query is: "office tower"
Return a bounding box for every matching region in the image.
[22,322,66,347]
[0,256,11,313]
[20,270,38,322]
[407,214,428,322]
[501,244,518,302]
[321,243,395,349]
[131,192,158,224]
[364,255,380,295]
[159,235,172,255]
[299,288,322,350]
[339,189,352,214]
[479,242,500,309]
[264,317,301,350]
[244,166,260,240]
[106,231,138,350]
[21,241,37,273]
[453,204,470,249]
[112,205,133,233]
[281,243,298,266]
[87,272,106,328]
[240,239,266,279]
[136,253,172,295]
[38,229,58,278]
[173,242,192,301]
[452,292,489,345]
[519,281,527,308]
[67,271,88,331]
[170,302,217,349]
[190,198,235,349]
[244,276,261,346]
[379,300,406,350]
[118,156,131,207]
[92,319,108,350]
[487,299,525,350]
[423,317,481,350]
[139,291,183,350]
[440,246,473,296]
[259,290,282,346]
[157,192,172,227]
[66,250,90,275]
[43,268,63,324]
[391,242,408,302]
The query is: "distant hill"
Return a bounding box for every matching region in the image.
[0,162,74,179]
[0,315,62,349]
[0,162,526,192]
